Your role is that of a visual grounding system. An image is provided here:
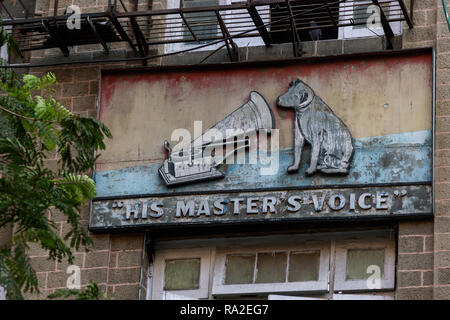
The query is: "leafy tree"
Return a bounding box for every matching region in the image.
[48,281,111,300]
[0,23,111,299]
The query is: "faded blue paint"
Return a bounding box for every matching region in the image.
[94,130,432,198]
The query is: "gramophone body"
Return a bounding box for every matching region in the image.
[159,91,274,186]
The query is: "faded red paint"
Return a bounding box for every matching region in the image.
[99,53,432,120]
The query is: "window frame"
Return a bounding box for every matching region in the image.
[338,0,402,40]
[332,293,394,300]
[1,24,11,63]
[0,286,5,300]
[333,238,396,292]
[151,247,212,300]
[211,242,330,296]
[164,0,266,53]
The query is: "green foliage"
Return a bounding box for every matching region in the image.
[0,23,112,299]
[47,281,111,300]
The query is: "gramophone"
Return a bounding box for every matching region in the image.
[159,91,275,186]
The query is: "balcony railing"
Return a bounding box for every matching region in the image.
[2,0,414,62]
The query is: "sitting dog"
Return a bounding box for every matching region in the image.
[277,79,353,175]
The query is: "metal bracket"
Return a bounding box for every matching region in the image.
[286,0,301,57]
[371,0,394,49]
[86,17,110,54]
[216,10,239,62]
[247,0,272,47]
[42,19,69,57]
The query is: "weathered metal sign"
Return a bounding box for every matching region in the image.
[91,50,433,231]
[90,185,431,230]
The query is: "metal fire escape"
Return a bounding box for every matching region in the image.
[1,0,414,63]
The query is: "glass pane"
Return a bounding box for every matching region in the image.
[288,251,320,282]
[353,2,391,30]
[183,0,219,42]
[353,3,371,30]
[346,249,385,280]
[164,258,201,290]
[255,252,287,284]
[225,254,256,285]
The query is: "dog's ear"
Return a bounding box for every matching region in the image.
[289,79,301,87]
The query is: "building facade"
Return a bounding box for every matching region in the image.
[1,0,450,300]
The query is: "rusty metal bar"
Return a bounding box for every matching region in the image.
[246,0,272,46]
[17,0,30,18]
[199,42,227,63]
[286,0,301,57]
[119,0,128,12]
[3,0,405,25]
[42,19,69,56]
[53,0,59,17]
[180,11,199,41]
[4,0,413,56]
[398,0,413,28]
[87,16,109,54]
[323,0,337,28]
[108,13,138,53]
[411,0,414,24]
[371,0,394,49]
[130,0,149,65]
[0,1,14,21]
[131,19,145,55]
[215,10,234,62]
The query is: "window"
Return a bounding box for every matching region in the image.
[149,231,396,300]
[165,0,266,53]
[334,237,395,292]
[338,0,402,39]
[151,248,212,299]
[1,25,11,63]
[182,0,220,42]
[165,0,403,53]
[269,0,340,43]
[212,244,330,295]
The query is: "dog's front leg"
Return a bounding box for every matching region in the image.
[288,117,304,173]
[306,135,320,175]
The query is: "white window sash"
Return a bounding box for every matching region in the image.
[161,292,199,300]
[1,25,11,62]
[332,293,394,300]
[0,286,5,300]
[338,0,402,40]
[333,238,396,292]
[212,243,330,296]
[151,247,212,300]
[268,294,327,300]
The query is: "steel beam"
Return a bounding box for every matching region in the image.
[180,12,199,42]
[286,0,301,57]
[108,15,137,53]
[87,17,109,54]
[53,0,59,17]
[130,17,147,57]
[246,0,272,46]
[323,0,337,28]
[0,1,14,20]
[371,0,394,49]
[216,10,238,62]
[398,0,413,29]
[42,20,69,57]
